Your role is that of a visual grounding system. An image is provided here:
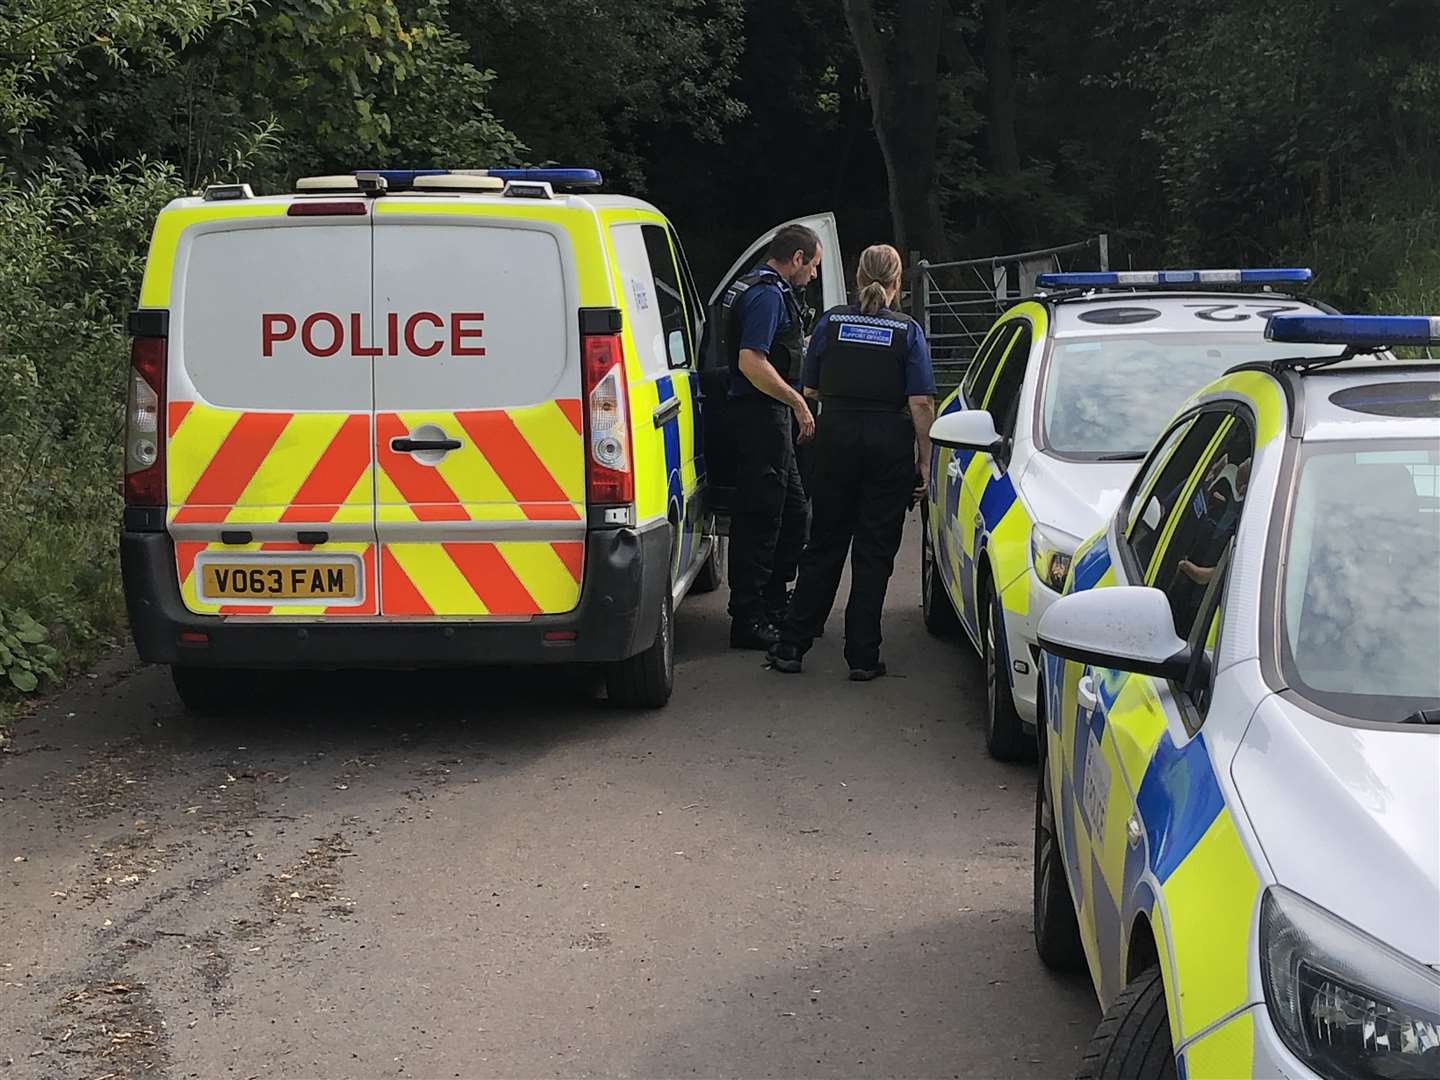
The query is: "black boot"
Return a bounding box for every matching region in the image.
[730,618,780,651]
[767,641,804,674]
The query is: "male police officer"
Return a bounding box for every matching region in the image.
[724,224,822,649]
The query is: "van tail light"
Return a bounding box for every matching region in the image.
[124,333,166,507]
[581,326,634,507]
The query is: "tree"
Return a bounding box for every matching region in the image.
[452,0,746,189]
[842,0,952,260]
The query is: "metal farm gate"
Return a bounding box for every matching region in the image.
[907,235,1110,393]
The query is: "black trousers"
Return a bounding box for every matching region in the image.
[781,408,915,669]
[727,397,808,625]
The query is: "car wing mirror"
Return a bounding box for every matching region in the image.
[929,409,1004,456]
[1038,585,1196,683]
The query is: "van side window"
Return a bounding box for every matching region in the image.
[667,227,705,356]
[641,224,693,369]
[611,223,670,377]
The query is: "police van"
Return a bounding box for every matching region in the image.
[121,168,844,711]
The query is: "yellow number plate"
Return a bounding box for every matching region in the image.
[201,562,357,601]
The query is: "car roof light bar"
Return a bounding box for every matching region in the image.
[1267,314,1440,348]
[1036,268,1313,289]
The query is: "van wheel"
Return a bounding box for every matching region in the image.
[691,535,724,595]
[606,585,674,709]
[1034,753,1085,971]
[921,509,960,636]
[171,666,246,717]
[983,578,1033,761]
[1075,968,1176,1080]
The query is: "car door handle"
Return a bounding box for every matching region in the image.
[946,460,962,480]
[391,437,461,453]
[1077,674,1099,714]
[653,398,682,427]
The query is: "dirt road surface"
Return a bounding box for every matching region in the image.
[2,516,1095,1078]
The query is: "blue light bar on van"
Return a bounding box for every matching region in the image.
[1036,268,1313,289]
[353,168,603,190]
[1266,314,1440,347]
[484,168,603,189]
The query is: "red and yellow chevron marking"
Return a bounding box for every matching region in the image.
[380,541,583,616]
[167,402,372,526]
[175,541,378,617]
[373,401,584,524]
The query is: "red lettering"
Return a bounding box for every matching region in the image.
[349,312,380,357]
[404,312,444,357]
[387,312,400,357]
[302,312,344,357]
[262,313,296,357]
[451,312,486,357]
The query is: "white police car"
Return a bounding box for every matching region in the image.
[924,269,1340,760]
[1033,314,1440,1079]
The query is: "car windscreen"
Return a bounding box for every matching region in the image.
[1040,335,1340,458]
[1280,441,1440,723]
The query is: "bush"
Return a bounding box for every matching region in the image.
[0,159,184,712]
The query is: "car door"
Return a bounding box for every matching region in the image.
[952,316,1034,643]
[371,205,586,617]
[1063,406,1256,1007]
[620,219,707,588]
[166,209,379,618]
[698,213,846,519]
[929,318,1013,637]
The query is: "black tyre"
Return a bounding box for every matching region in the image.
[921,508,960,636]
[1034,742,1085,971]
[982,577,1033,761]
[1075,968,1177,1080]
[171,666,248,717]
[605,583,674,709]
[691,534,724,595]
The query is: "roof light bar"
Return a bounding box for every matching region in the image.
[350,167,603,191]
[1036,268,1313,289]
[1266,314,1440,348]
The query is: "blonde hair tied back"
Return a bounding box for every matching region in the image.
[855,244,903,315]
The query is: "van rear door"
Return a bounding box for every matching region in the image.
[167,208,378,616]
[699,213,845,516]
[370,205,585,617]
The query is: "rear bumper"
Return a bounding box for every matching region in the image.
[122,523,669,668]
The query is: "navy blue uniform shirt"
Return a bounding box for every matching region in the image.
[728,266,798,400]
[801,307,938,397]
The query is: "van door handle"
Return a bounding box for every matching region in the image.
[653,398,683,427]
[1077,673,1099,714]
[391,437,461,453]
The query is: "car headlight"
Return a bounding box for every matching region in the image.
[1031,524,1080,592]
[1260,886,1440,1080]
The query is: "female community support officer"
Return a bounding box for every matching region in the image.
[767,244,936,681]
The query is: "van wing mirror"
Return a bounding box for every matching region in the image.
[1037,586,1196,683]
[930,410,1003,455]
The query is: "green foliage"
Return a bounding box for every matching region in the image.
[454,0,746,188]
[0,607,60,693]
[0,0,245,135]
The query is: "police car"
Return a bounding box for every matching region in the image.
[1032,314,1440,1079]
[121,167,844,711]
[922,269,1339,760]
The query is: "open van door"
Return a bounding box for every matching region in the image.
[699,213,845,520]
